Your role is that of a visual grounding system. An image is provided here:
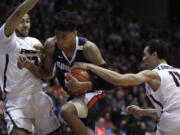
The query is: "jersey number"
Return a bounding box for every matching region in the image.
[169,71,180,87]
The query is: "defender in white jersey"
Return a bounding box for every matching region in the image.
[0,0,60,135]
[69,39,180,135]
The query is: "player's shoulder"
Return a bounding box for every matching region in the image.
[0,24,17,41]
[77,36,94,47]
[83,40,98,52]
[44,37,56,54]
[26,36,38,40]
[45,37,56,46]
[25,36,41,44]
[0,24,5,33]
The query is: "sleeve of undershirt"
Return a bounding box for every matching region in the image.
[0,24,17,54]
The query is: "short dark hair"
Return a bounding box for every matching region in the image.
[145,39,169,59]
[53,10,80,31]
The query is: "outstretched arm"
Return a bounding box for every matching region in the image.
[5,0,38,36]
[74,63,158,86]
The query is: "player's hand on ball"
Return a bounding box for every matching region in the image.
[65,73,79,93]
[65,73,90,96]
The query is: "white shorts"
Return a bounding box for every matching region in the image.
[156,111,180,135]
[156,129,180,135]
[4,91,60,135]
[68,91,105,118]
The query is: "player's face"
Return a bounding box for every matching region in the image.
[143,46,157,69]
[16,14,30,37]
[55,30,77,50]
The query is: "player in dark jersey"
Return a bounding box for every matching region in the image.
[19,10,113,135]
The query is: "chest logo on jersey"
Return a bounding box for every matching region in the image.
[20,49,37,54]
[56,61,70,71]
[20,49,40,65]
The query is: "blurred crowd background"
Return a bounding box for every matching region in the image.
[1,0,180,135]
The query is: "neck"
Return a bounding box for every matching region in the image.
[15,31,26,37]
[63,38,76,58]
[158,59,167,65]
[150,59,167,69]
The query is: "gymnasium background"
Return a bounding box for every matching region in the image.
[0,0,180,135]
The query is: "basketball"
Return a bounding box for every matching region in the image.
[68,68,92,82]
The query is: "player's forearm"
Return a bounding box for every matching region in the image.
[87,64,143,86]
[140,108,157,118]
[16,0,38,13]
[5,0,38,36]
[26,63,53,80]
[87,64,123,86]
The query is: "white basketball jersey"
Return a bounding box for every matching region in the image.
[0,24,43,97]
[145,64,180,118]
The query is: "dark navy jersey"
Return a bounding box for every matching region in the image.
[54,36,90,91]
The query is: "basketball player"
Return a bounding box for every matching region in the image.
[0,0,60,135]
[19,10,114,135]
[70,39,180,135]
